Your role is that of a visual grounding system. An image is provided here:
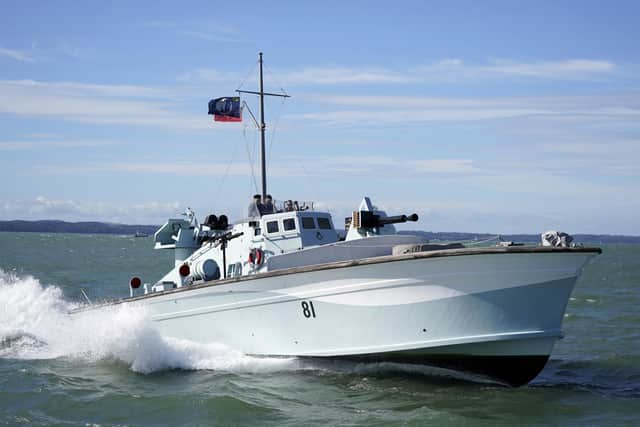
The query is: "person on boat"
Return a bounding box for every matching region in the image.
[263,194,275,214]
[284,200,294,212]
[248,194,262,218]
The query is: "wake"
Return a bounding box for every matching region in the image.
[0,269,293,373]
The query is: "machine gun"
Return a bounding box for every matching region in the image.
[350,211,419,229]
[212,231,244,279]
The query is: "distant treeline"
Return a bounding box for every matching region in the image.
[0,220,158,236]
[0,220,638,243]
[398,230,640,244]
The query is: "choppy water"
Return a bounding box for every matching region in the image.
[0,232,639,426]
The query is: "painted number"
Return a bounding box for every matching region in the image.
[301,301,317,318]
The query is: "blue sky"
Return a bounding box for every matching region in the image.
[1,0,639,234]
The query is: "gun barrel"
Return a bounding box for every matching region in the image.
[377,213,419,226]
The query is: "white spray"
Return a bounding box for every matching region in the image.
[0,269,294,373]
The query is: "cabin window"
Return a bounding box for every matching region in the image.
[283,218,296,231]
[266,220,279,233]
[317,217,332,230]
[301,217,315,229]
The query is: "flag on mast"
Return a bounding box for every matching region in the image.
[208,97,242,122]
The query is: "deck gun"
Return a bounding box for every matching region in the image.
[350,211,419,229]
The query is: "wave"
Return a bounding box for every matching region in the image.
[0,269,294,374]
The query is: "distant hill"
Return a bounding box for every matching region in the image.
[1,220,638,243]
[0,220,158,236]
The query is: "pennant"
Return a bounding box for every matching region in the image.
[208,97,242,122]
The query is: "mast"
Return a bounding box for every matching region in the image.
[237,53,290,200]
[259,52,267,199]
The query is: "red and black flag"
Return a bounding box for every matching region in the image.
[208,97,242,122]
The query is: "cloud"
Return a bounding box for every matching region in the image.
[187,58,617,86]
[0,47,35,63]
[179,30,247,43]
[0,138,118,151]
[0,79,219,131]
[278,67,415,85]
[287,108,549,125]
[0,196,181,224]
[481,59,614,78]
[288,92,640,125]
[2,79,171,98]
[302,92,640,109]
[143,20,247,43]
[178,68,241,83]
[55,42,91,60]
[32,155,480,179]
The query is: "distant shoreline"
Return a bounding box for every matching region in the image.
[0,220,638,244]
[0,220,158,236]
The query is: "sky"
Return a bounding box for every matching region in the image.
[1,0,639,234]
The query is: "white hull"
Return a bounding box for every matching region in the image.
[122,247,598,385]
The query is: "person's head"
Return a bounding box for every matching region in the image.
[253,194,261,203]
[265,194,273,203]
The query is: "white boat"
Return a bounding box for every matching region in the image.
[80,53,600,386]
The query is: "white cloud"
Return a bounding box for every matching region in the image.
[288,92,640,125]
[0,139,118,151]
[409,159,477,174]
[31,155,480,179]
[0,47,35,62]
[56,42,87,60]
[287,108,550,124]
[187,58,617,86]
[279,67,415,85]
[302,93,640,110]
[0,196,182,224]
[1,79,171,98]
[0,79,218,131]
[482,59,614,78]
[179,68,241,83]
[32,161,272,177]
[179,30,247,43]
[143,20,246,43]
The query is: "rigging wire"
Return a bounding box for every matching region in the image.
[267,96,288,165]
[262,62,289,97]
[210,58,267,204]
[214,130,241,202]
[260,61,290,170]
[242,120,259,194]
[261,61,314,203]
[236,58,259,92]
[234,57,291,197]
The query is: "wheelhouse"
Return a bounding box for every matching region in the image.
[258,210,339,254]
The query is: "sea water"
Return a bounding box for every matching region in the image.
[0,232,638,426]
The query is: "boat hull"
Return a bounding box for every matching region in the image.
[128,248,597,385]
